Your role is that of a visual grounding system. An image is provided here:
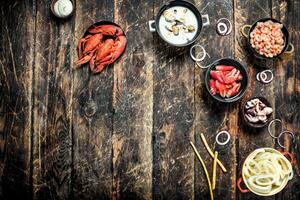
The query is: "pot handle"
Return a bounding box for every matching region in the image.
[284,43,294,54]
[202,14,210,27]
[278,150,295,180]
[237,177,250,193]
[148,20,156,32]
[279,149,295,164]
[240,25,251,38]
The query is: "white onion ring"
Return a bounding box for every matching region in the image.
[195,53,211,69]
[244,149,293,194]
[190,44,207,62]
[277,130,295,149]
[196,61,210,69]
[247,176,272,194]
[217,22,228,35]
[268,119,282,138]
[255,174,276,186]
[260,70,274,83]
[216,18,232,36]
[256,72,261,81]
[215,131,230,146]
[259,71,268,81]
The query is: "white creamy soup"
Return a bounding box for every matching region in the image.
[158,6,198,45]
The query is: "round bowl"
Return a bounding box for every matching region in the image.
[242,96,272,128]
[242,18,293,60]
[241,148,290,196]
[149,0,209,47]
[205,58,248,103]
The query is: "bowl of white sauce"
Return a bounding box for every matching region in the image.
[148,0,209,47]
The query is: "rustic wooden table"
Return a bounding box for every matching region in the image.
[0,0,299,199]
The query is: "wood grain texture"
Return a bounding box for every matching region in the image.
[152,1,194,199]
[72,0,114,199]
[193,0,236,199]
[0,0,299,199]
[112,0,153,199]
[272,1,300,199]
[0,1,35,199]
[31,0,73,199]
[234,0,276,199]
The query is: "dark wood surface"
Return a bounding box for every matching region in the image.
[0,0,299,199]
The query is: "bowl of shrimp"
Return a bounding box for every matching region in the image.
[240,18,294,59]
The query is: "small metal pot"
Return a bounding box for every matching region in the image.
[237,148,293,196]
[148,0,209,47]
[204,58,248,103]
[240,18,294,60]
[241,96,272,128]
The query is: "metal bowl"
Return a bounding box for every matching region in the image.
[205,58,248,103]
[241,96,272,128]
[240,148,291,196]
[241,18,293,60]
[148,0,209,47]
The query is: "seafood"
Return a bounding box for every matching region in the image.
[209,65,243,98]
[209,80,217,95]
[250,20,284,57]
[163,10,175,22]
[172,24,179,35]
[244,98,273,124]
[186,25,195,32]
[161,7,196,37]
[76,24,127,73]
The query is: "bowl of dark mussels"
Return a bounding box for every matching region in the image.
[242,97,273,128]
[205,58,248,103]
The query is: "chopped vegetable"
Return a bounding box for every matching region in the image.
[243,149,293,195]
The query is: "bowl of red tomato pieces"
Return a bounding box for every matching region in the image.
[205,58,248,103]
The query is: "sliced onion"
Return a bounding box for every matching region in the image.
[243,149,293,194]
[256,72,261,81]
[247,176,273,194]
[260,70,274,83]
[190,45,207,62]
[217,22,228,35]
[255,174,276,186]
[216,18,232,36]
[259,71,268,81]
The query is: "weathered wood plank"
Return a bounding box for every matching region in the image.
[152,1,194,199]
[234,0,275,199]
[0,0,35,199]
[71,0,114,199]
[193,0,236,199]
[112,0,153,199]
[31,0,74,199]
[272,1,300,199]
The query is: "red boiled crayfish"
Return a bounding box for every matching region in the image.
[76,24,127,73]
